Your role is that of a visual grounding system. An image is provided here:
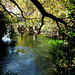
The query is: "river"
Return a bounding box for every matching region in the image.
[0,29,63,75]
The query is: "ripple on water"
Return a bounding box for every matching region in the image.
[2,57,41,75]
[1,47,42,75]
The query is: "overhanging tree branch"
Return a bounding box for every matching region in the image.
[0,3,18,17]
[38,15,44,34]
[9,0,26,20]
[1,0,68,33]
[0,3,11,15]
[30,0,67,27]
[56,21,60,29]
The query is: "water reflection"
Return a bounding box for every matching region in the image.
[33,34,37,41]
[0,29,43,75]
[0,28,55,75]
[0,44,42,75]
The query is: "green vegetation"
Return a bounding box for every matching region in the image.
[0,0,75,75]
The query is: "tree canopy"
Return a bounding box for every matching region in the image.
[0,0,75,34]
[0,0,75,74]
[0,0,72,33]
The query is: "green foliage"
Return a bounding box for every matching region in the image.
[35,35,63,58]
[49,41,75,75]
[0,11,6,38]
[33,35,64,74]
[0,0,75,74]
[59,11,66,18]
[52,0,75,74]
[4,15,12,24]
[9,25,17,47]
[61,0,75,48]
[4,14,17,25]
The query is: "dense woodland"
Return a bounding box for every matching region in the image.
[0,0,75,75]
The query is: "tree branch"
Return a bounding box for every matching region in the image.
[30,0,67,27]
[9,0,26,20]
[0,3,18,17]
[28,9,36,16]
[10,11,17,17]
[38,15,44,34]
[0,3,11,15]
[56,21,60,30]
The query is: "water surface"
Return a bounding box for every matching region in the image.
[0,32,61,75]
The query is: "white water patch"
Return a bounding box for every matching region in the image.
[2,32,11,43]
